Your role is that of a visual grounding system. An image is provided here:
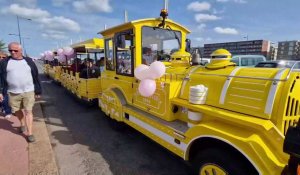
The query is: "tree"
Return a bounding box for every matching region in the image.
[0,40,6,51]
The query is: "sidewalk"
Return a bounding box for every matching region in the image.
[0,103,58,175]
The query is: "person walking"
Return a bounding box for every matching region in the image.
[0,53,12,119]
[0,42,42,142]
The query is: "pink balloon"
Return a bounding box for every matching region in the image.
[66,51,76,60]
[134,64,150,80]
[57,48,64,55]
[149,61,166,79]
[57,55,66,63]
[138,79,156,97]
[45,51,54,61]
[63,47,74,56]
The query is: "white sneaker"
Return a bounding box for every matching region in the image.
[4,114,12,119]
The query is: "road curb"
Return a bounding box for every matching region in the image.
[29,102,59,175]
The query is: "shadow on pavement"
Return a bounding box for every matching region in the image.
[51,130,76,145]
[0,117,27,139]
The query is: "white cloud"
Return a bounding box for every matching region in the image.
[214,27,239,35]
[3,4,80,39]
[73,0,112,13]
[234,0,247,3]
[52,0,72,7]
[39,16,80,33]
[195,37,204,41]
[195,14,221,22]
[4,4,50,20]
[212,8,225,14]
[187,1,211,12]
[197,24,206,31]
[12,0,37,8]
[195,37,211,42]
[42,30,67,40]
[217,0,247,3]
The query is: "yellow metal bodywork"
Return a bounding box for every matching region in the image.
[39,12,300,174]
[77,78,102,101]
[43,64,50,75]
[71,38,104,51]
[118,68,299,174]
[69,38,104,101]
[200,164,227,175]
[48,66,62,82]
[96,17,300,174]
[45,38,104,102]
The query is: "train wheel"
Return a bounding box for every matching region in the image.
[192,148,257,175]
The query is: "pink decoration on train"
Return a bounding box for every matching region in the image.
[134,61,166,97]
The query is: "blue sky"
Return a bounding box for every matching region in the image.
[0,0,299,57]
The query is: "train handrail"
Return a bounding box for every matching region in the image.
[160,61,300,82]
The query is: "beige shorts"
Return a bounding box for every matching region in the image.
[8,91,35,113]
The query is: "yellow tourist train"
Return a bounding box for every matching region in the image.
[43,9,300,175]
[44,38,104,103]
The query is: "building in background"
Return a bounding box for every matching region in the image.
[203,40,270,59]
[269,45,278,60]
[277,40,300,60]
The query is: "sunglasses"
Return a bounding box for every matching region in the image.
[9,50,19,53]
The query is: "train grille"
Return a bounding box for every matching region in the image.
[283,96,300,135]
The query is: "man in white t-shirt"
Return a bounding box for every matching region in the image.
[0,42,41,143]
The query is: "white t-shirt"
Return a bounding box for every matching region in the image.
[6,59,34,93]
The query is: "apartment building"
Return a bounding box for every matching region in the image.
[203,40,270,59]
[277,40,300,60]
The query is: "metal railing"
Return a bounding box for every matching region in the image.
[159,61,300,83]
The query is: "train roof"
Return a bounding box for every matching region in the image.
[71,38,104,53]
[98,18,190,36]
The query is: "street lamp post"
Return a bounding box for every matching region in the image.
[16,15,31,45]
[17,16,21,45]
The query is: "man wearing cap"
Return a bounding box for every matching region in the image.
[0,42,41,142]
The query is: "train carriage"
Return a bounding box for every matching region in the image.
[70,38,104,102]
[97,9,300,175]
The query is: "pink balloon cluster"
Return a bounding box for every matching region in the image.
[56,47,75,63]
[63,46,74,56]
[44,51,54,61]
[134,61,166,97]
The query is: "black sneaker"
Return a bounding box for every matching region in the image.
[27,135,36,143]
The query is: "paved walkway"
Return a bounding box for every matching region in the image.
[0,116,28,175]
[0,103,58,175]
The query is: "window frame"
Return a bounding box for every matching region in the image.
[141,26,182,64]
[105,38,114,71]
[114,29,134,77]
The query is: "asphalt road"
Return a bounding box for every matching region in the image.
[37,62,192,175]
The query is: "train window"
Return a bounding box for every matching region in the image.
[105,38,114,71]
[142,26,181,64]
[115,30,134,76]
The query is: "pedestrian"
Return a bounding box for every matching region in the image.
[0,53,12,119]
[0,42,42,142]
